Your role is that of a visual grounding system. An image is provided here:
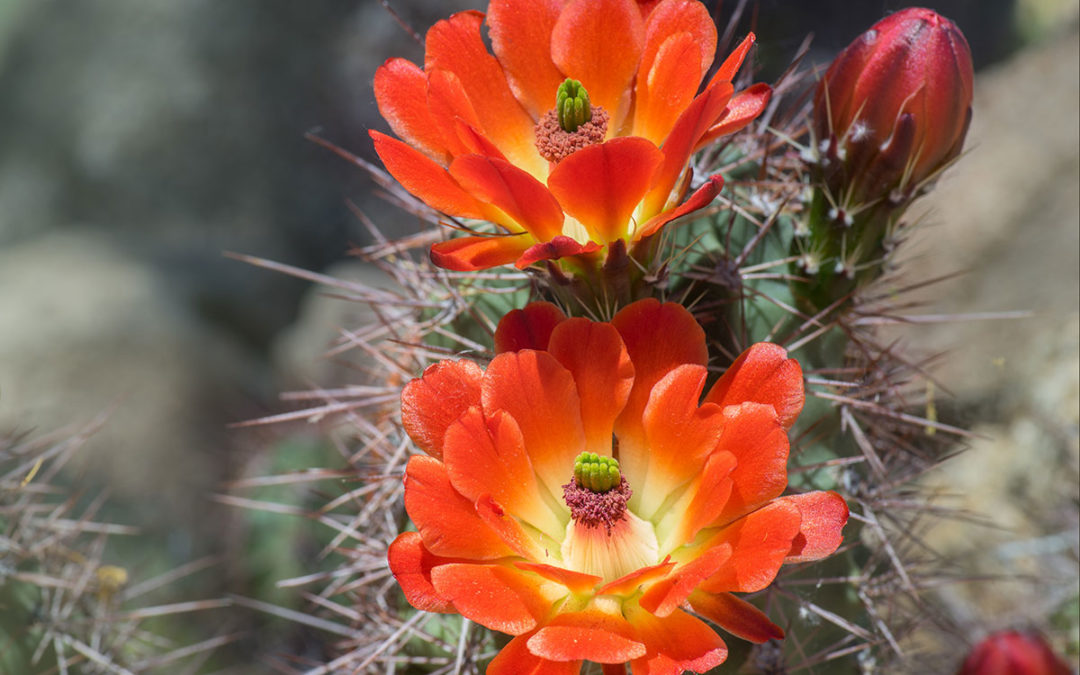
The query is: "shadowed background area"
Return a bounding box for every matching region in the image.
[0,0,1075,669]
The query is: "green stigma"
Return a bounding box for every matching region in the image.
[573,452,621,493]
[556,79,592,132]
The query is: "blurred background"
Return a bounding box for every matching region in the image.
[0,0,1076,671]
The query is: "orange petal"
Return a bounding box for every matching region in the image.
[642,0,717,78]
[703,342,804,429]
[551,0,645,126]
[387,532,456,613]
[476,494,549,560]
[490,633,582,675]
[425,68,484,158]
[449,155,564,241]
[596,558,674,596]
[634,0,717,142]
[778,491,849,563]
[516,236,603,269]
[548,318,635,456]
[713,402,790,525]
[430,234,532,271]
[708,32,756,88]
[374,58,449,163]
[547,137,663,243]
[699,499,802,594]
[635,365,725,517]
[625,604,729,674]
[403,455,515,560]
[527,607,646,662]
[670,450,737,547]
[454,118,508,160]
[636,173,723,240]
[443,407,563,536]
[641,81,733,216]
[488,0,566,118]
[633,31,702,145]
[639,543,732,617]
[688,590,785,643]
[400,359,483,459]
[515,561,601,594]
[482,350,587,499]
[494,301,567,354]
[371,130,488,218]
[424,11,540,170]
[695,83,772,151]
[611,299,707,492]
[430,562,552,635]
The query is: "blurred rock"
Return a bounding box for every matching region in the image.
[0,230,262,541]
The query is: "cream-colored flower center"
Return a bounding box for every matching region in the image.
[560,511,659,582]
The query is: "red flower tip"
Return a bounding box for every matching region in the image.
[957,630,1072,675]
[814,7,973,203]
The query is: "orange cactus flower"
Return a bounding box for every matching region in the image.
[391,299,848,673]
[372,0,772,271]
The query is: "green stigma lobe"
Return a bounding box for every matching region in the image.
[573,452,621,492]
[556,79,592,132]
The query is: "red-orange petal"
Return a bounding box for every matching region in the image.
[475,494,549,560]
[489,633,582,675]
[402,455,515,560]
[528,608,646,662]
[515,561,601,594]
[547,136,663,244]
[707,32,756,88]
[699,499,802,594]
[625,604,729,674]
[611,299,707,497]
[442,407,562,536]
[636,173,723,240]
[516,236,603,269]
[373,58,449,164]
[387,532,456,613]
[430,562,552,635]
[449,154,565,241]
[633,31,702,146]
[687,590,785,643]
[371,130,488,219]
[596,557,674,596]
[488,0,566,118]
[672,450,737,547]
[400,359,483,459]
[777,491,849,563]
[424,11,538,166]
[695,83,772,151]
[494,301,567,354]
[454,118,508,161]
[636,365,725,517]
[482,350,587,498]
[551,0,645,125]
[713,402,790,525]
[639,542,732,618]
[425,68,484,158]
[548,318,635,456]
[642,81,733,216]
[703,342,805,429]
[430,234,533,271]
[642,0,717,78]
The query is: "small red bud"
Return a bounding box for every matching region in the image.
[957,630,1072,675]
[814,7,974,205]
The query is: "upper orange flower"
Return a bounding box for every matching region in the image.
[372,0,771,271]
[391,299,848,673]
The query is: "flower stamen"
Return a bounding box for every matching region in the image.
[535,80,608,163]
[563,453,631,534]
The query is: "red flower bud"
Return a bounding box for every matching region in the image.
[957,631,1072,675]
[813,7,973,205]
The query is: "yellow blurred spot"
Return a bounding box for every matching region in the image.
[992,357,1006,371]
[97,565,128,603]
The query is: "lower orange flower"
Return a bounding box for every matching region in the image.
[391,299,848,673]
